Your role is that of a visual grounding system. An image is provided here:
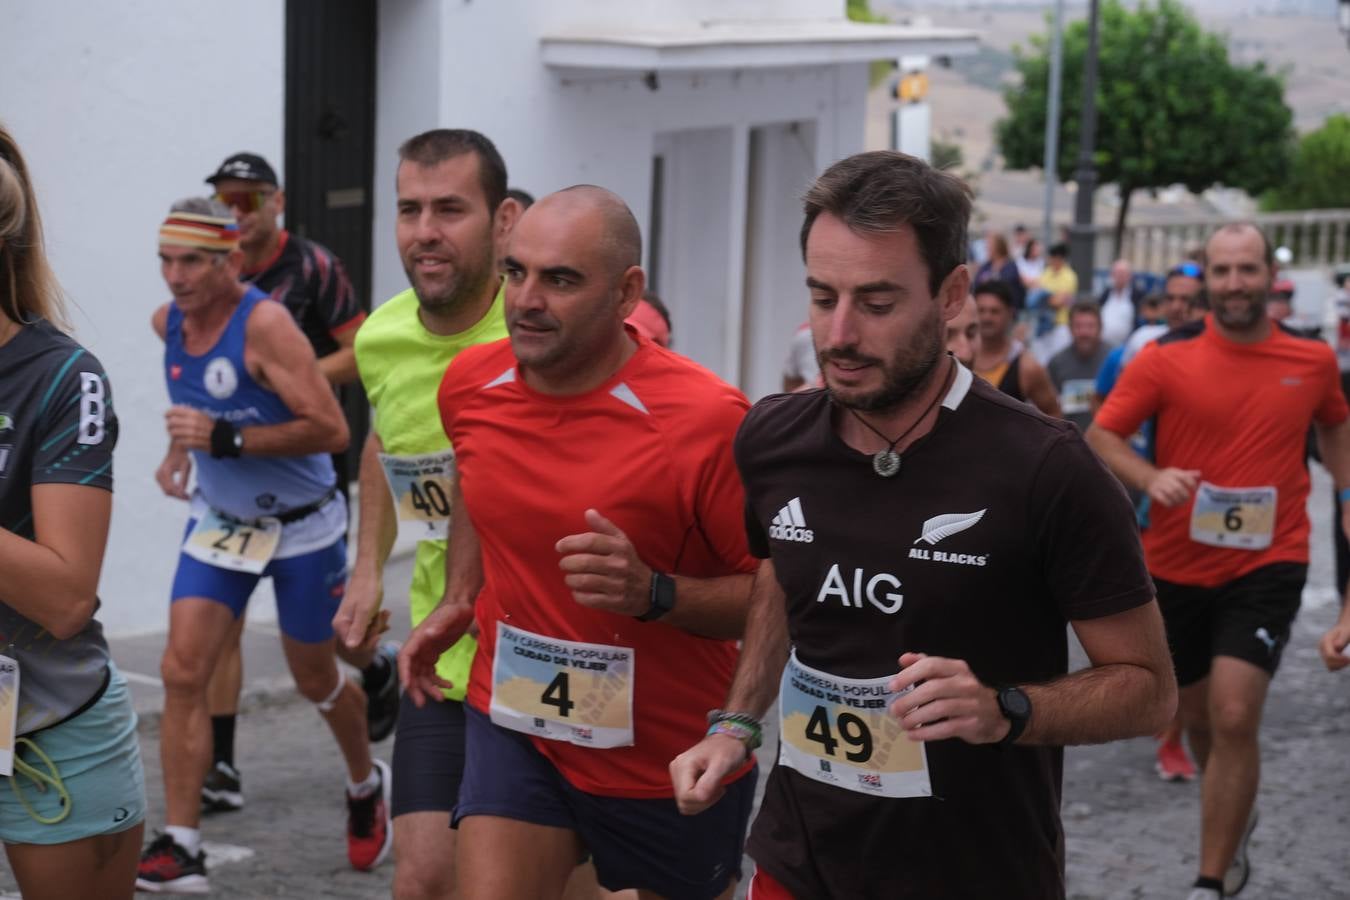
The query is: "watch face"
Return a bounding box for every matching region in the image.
[1001,688,1031,717]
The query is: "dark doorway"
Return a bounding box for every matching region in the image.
[285,0,377,483]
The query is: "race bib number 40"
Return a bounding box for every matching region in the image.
[489,623,634,748]
[182,509,281,574]
[778,652,931,799]
[379,450,455,541]
[1189,482,1277,550]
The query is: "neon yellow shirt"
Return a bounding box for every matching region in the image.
[354,285,508,700]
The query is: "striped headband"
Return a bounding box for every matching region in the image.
[159,212,239,252]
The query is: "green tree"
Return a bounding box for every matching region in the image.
[1263,114,1350,211]
[997,0,1293,256]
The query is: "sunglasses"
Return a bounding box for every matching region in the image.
[1168,262,1203,280]
[213,190,275,214]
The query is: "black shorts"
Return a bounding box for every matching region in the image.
[454,705,756,899]
[1154,562,1306,687]
[390,693,466,818]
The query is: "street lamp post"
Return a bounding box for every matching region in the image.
[1069,0,1101,293]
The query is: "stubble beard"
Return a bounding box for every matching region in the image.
[823,312,945,414]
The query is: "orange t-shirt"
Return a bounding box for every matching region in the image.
[438,334,756,798]
[1094,317,1348,587]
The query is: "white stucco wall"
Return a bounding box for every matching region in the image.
[373,0,869,391]
[0,0,285,634]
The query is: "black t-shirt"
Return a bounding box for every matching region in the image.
[0,319,115,733]
[243,230,363,359]
[736,365,1153,900]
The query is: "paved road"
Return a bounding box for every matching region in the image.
[3,474,1347,898]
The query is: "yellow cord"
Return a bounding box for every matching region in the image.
[7,737,71,826]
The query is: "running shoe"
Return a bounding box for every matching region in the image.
[346,757,393,871]
[364,641,401,743]
[1185,889,1220,900]
[136,832,209,894]
[200,760,244,813]
[1224,806,1259,896]
[1155,735,1197,782]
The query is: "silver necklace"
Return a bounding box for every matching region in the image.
[845,362,953,478]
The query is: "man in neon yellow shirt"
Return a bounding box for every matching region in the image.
[334,128,519,895]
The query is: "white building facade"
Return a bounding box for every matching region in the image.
[1,0,974,634]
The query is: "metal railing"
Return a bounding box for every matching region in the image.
[1090,209,1350,274]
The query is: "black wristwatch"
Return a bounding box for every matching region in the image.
[637,571,676,622]
[995,686,1032,747]
[210,418,244,459]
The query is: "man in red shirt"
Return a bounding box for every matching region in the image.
[1089,223,1350,900]
[400,185,757,899]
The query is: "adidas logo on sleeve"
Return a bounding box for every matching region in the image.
[769,497,814,543]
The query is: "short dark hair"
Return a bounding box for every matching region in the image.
[1069,299,1101,322]
[1048,242,1069,258]
[506,187,535,209]
[800,151,972,296]
[397,129,508,213]
[972,278,1016,309]
[642,291,671,330]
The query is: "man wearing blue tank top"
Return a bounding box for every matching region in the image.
[135,199,392,893]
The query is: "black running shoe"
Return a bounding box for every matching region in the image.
[136,832,208,894]
[201,760,243,814]
[364,642,401,743]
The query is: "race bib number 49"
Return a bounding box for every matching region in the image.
[182,509,281,574]
[778,652,931,799]
[379,450,455,541]
[1189,482,1277,550]
[489,623,634,748]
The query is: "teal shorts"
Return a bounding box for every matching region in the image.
[0,665,146,845]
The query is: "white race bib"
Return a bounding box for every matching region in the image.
[183,508,282,574]
[1189,482,1277,550]
[1059,378,1095,417]
[379,450,455,541]
[778,651,931,799]
[0,655,17,776]
[489,622,634,748]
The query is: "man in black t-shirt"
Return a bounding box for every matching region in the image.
[671,151,1176,900]
[196,153,396,814]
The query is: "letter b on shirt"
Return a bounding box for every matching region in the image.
[78,371,106,445]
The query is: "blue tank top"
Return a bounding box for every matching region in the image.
[165,287,335,519]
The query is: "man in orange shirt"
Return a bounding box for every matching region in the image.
[1089,223,1350,900]
[399,186,757,899]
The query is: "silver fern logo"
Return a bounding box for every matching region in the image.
[914,510,987,546]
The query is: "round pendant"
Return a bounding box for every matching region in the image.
[872,449,901,478]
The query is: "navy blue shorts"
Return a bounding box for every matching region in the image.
[454,705,756,899]
[170,524,347,644]
[391,693,466,818]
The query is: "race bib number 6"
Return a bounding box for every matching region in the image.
[489,622,635,748]
[183,509,282,575]
[778,651,931,799]
[1189,482,1277,550]
[379,450,456,541]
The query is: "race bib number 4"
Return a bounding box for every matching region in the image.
[489,623,634,748]
[1189,482,1277,550]
[182,509,282,574]
[778,652,931,799]
[379,450,455,541]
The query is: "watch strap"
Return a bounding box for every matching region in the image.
[637,571,676,621]
[210,418,242,459]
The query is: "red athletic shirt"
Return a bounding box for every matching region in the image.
[438,333,756,798]
[1095,317,1348,587]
